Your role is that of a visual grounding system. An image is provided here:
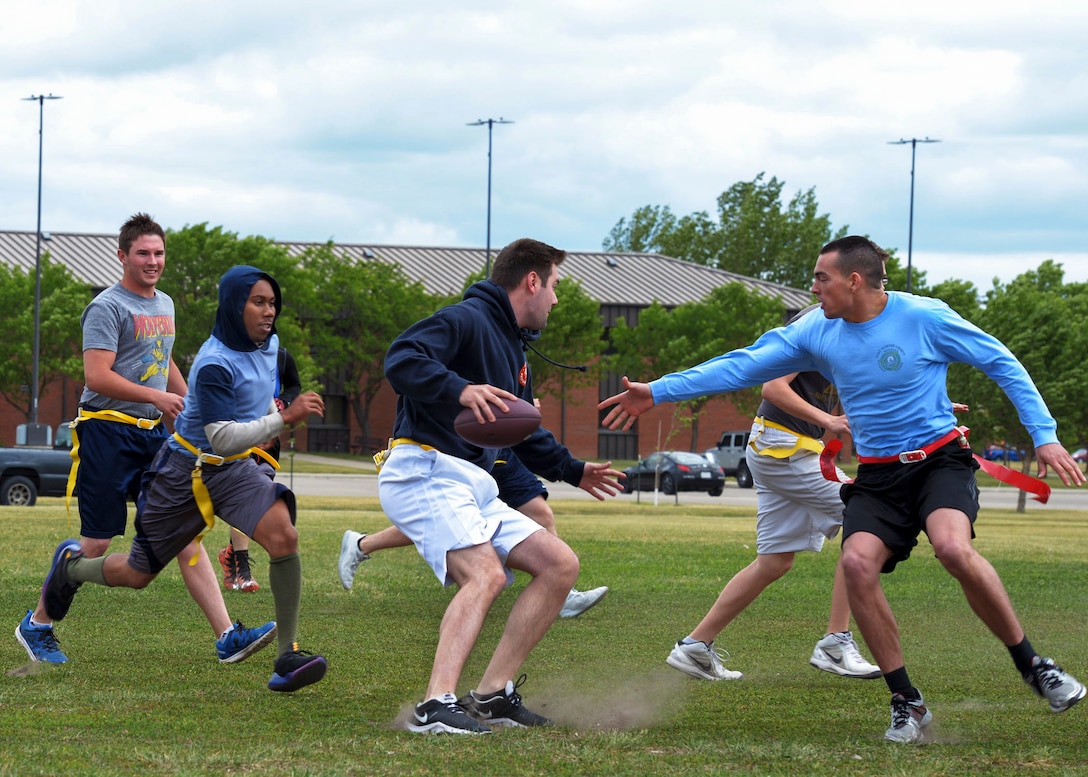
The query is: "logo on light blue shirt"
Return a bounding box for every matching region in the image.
[877,345,904,372]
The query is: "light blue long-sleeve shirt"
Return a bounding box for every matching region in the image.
[650,292,1058,458]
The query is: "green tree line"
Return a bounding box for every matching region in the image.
[3,173,1085,492]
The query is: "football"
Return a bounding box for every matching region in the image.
[454,397,541,447]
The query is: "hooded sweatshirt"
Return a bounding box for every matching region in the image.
[170,265,284,459]
[385,279,585,486]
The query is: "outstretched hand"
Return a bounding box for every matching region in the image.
[598,376,655,430]
[578,460,625,500]
[1035,442,1086,487]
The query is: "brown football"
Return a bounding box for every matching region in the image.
[454,397,542,447]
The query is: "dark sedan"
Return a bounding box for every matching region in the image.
[622,451,726,497]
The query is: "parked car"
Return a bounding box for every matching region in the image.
[1073,448,1087,464]
[622,451,726,497]
[0,422,74,506]
[704,430,753,488]
[983,444,1025,462]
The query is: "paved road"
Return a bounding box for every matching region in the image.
[275,456,1088,511]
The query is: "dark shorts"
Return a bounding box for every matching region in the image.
[493,453,548,510]
[74,417,167,540]
[841,443,979,573]
[128,445,295,575]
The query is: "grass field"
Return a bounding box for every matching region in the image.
[3,497,1087,776]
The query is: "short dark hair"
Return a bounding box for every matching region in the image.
[118,213,166,254]
[490,238,567,291]
[819,236,887,290]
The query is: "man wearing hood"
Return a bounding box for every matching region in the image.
[35,265,328,693]
[378,237,623,734]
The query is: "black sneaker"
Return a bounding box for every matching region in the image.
[459,674,553,728]
[42,540,84,622]
[409,694,491,734]
[268,643,327,692]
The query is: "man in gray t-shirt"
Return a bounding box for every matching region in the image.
[16,213,275,667]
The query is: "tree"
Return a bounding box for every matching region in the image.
[943,261,1088,511]
[299,243,439,439]
[608,283,785,450]
[604,173,848,289]
[0,257,90,421]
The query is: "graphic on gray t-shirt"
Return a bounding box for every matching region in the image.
[79,283,176,418]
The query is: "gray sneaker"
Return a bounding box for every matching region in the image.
[1024,656,1087,712]
[885,692,932,743]
[559,586,608,618]
[666,639,743,680]
[810,631,882,679]
[337,530,369,590]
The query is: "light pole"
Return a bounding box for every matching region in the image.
[22,93,63,428]
[467,117,514,277]
[888,137,940,293]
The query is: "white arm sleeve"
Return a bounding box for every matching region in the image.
[205,413,285,456]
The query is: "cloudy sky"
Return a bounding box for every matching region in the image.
[2,0,1087,291]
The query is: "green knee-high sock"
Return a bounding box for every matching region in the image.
[67,555,109,586]
[268,552,302,656]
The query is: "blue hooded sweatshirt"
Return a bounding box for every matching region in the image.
[170,265,281,458]
[385,279,585,486]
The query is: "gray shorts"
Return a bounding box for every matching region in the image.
[128,445,294,575]
[746,424,845,555]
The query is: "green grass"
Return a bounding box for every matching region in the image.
[3,498,1088,776]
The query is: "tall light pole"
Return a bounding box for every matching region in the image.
[467,117,514,277]
[888,137,940,293]
[22,93,63,427]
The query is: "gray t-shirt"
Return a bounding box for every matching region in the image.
[79,283,177,418]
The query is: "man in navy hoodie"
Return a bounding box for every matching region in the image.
[379,238,622,734]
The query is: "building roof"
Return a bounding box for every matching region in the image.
[0,230,814,310]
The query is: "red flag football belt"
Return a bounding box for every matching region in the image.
[856,427,967,464]
[818,429,1051,504]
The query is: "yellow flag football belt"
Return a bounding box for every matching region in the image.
[748,416,826,459]
[373,438,436,473]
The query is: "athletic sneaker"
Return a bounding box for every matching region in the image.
[218,546,239,590]
[216,620,277,664]
[337,530,370,590]
[809,631,882,679]
[15,610,67,663]
[459,674,552,728]
[42,539,84,621]
[666,639,743,681]
[884,692,932,743]
[1024,656,1087,712]
[409,693,492,734]
[559,586,609,618]
[268,643,328,692]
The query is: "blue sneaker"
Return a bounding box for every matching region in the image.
[42,540,83,621]
[268,643,327,692]
[15,610,67,663]
[216,621,277,664]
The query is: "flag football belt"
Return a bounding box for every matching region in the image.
[171,432,280,564]
[748,416,824,459]
[373,438,436,473]
[65,407,164,521]
[818,426,1051,503]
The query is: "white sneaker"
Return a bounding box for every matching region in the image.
[559,586,608,618]
[666,640,743,681]
[884,692,932,743]
[337,530,369,590]
[810,631,882,679]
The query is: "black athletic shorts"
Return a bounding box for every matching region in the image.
[841,443,980,573]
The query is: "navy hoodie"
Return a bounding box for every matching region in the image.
[385,279,585,486]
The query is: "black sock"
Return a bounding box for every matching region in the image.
[1008,637,1037,676]
[883,667,919,699]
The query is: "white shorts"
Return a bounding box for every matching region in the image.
[377,443,543,586]
[746,423,845,555]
